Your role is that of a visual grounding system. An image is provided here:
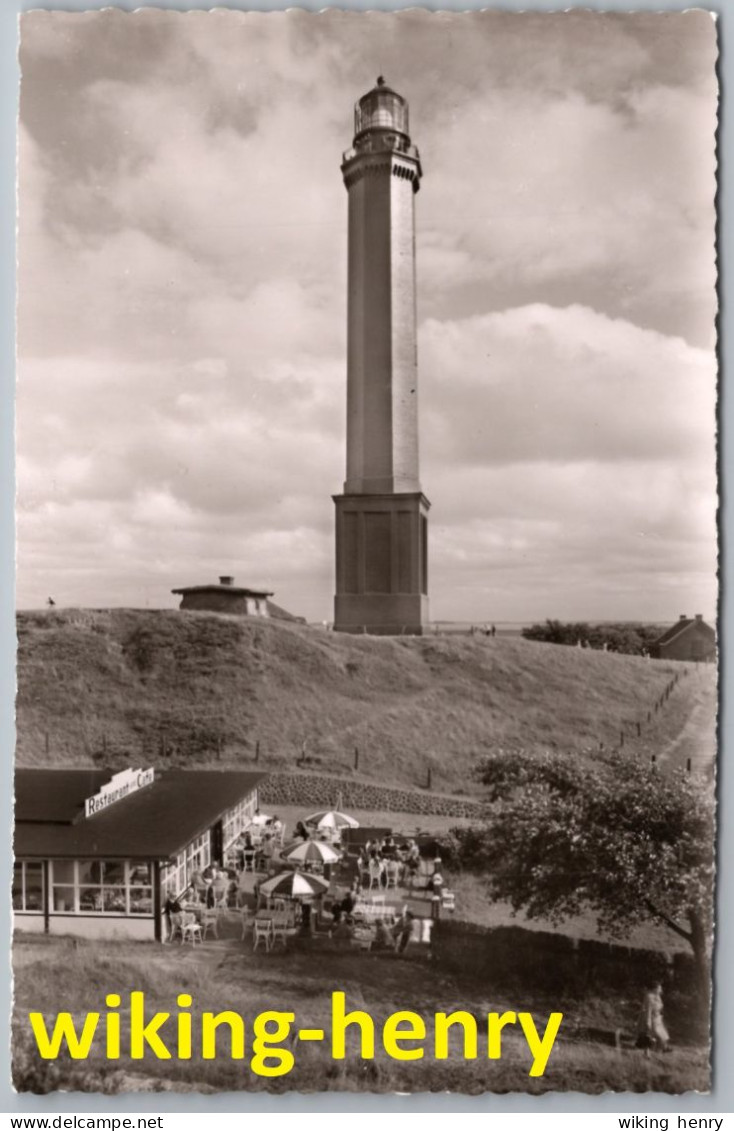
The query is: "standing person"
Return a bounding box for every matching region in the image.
[163,891,182,943]
[392,910,415,954]
[636,982,670,1055]
[243,831,256,872]
[405,841,420,889]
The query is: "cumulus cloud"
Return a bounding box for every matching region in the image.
[16,9,718,622]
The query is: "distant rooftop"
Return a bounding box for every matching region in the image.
[172,575,273,598]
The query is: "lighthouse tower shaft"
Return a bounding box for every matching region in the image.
[333,80,430,635]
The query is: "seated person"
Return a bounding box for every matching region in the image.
[392,910,415,953]
[295,821,309,841]
[372,918,393,951]
[333,914,355,946]
[427,871,445,895]
[164,892,182,916]
[163,893,183,942]
[212,874,230,905]
[340,889,356,917]
[299,901,313,935]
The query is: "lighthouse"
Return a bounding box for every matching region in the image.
[333,78,430,635]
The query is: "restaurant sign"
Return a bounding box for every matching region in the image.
[84,767,155,818]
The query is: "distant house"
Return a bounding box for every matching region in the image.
[172,575,305,623]
[650,614,716,663]
[172,575,272,617]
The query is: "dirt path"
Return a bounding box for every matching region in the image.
[656,676,717,779]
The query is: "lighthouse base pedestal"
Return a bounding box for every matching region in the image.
[333,492,430,636]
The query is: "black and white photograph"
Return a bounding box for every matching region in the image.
[13,8,718,1096]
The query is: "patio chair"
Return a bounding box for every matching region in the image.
[167,911,185,944]
[441,889,456,913]
[201,909,219,940]
[368,861,383,891]
[180,912,202,945]
[271,912,290,950]
[385,860,400,889]
[253,917,273,952]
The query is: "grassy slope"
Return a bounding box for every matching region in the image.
[12,934,710,1095]
[16,608,716,793]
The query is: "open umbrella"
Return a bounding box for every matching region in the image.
[259,870,329,899]
[304,809,359,832]
[282,839,341,867]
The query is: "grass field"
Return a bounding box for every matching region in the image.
[15,609,716,794]
[12,932,710,1096]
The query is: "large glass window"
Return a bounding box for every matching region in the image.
[13,861,44,913]
[49,860,153,915]
[162,832,212,898]
[52,860,76,913]
[129,863,153,916]
[222,793,258,852]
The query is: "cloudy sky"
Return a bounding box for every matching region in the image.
[16,9,718,624]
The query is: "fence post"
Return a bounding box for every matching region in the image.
[686,758,692,773]
[255,740,260,764]
[44,732,49,757]
[354,746,359,771]
[426,767,432,791]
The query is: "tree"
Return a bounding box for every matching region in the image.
[454,750,714,985]
[521,620,665,655]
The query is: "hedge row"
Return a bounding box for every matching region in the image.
[258,770,484,819]
[431,918,696,994]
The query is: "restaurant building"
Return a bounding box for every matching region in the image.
[14,767,264,941]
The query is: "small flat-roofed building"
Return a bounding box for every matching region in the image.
[14,767,264,941]
[650,614,716,663]
[172,575,273,617]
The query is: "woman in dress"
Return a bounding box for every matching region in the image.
[636,981,670,1054]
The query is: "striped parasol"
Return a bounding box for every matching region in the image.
[282,839,341,866]
[258,870,330,899]
[304,809,359,832]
